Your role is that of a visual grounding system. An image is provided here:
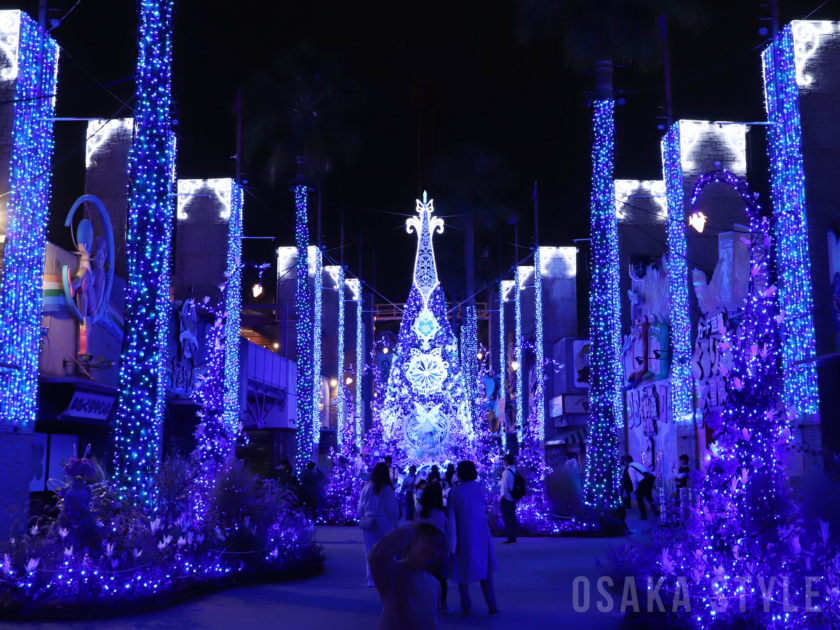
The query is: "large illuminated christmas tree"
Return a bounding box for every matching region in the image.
[378,193,475,467]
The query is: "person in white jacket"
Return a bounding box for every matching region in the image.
[447,460,501,618]
[626,457,660,520]
[358,462,400,586]
[368,522,445,630]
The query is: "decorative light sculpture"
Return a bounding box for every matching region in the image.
[662,123,694,424]
[112,0,176,505]
[377,193,473,466]
[762,24,820,420]
[460,305,479,431]
[311,245,323,452]
[583,99,621,509]
[0,11,59,430]
[293,185,314,461]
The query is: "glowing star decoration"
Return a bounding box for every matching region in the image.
[375,193,474,466]
[689,211,708,233]
[0,11,59,431]
[405,349,448,395]
[406,191,444,309]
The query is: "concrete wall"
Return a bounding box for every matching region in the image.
[173,179,233,303]
[84,119,132,278]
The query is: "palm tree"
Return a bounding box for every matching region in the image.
[243,42,359,187]
[428,145,513,308]
[516,0,705,510]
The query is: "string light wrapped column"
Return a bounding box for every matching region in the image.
[762,26,820,419]
[348,278,363,448]
[499,281,507,451]
[223,182,244,433]
[584,99,621,509]
[460,305,479,430]
[515,267,524,443]
[311,246,323,454]
[335,266,345,445]
[534,248,545,442]
[662,124,694,424]
[0,12,59,430]
[294,185,314,462]
[112,0,176,505]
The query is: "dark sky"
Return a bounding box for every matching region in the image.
[2,0,833,305]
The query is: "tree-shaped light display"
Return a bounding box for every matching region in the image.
[378,193,474,467]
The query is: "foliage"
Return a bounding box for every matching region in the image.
[0,454,322,619]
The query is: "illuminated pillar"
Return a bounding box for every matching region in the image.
[112,0,176,505]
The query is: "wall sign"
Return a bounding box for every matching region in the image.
[59,390,115,421]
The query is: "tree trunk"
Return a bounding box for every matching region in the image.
[594,28,613,101]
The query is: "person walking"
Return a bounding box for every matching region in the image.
[415,482,451,612]
[300,461,324,519]
[500,454,518,544]
[368,522,445,629]
[403,465,418,522]
[359,462,400,586]
[620,456,634,510]
[384,456,400,486]
[447,460,501,618]
[627,457,660,521]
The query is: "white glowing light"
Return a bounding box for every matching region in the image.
[0,11,20,83]
[325,265,342,288]
[518,266,534,289]
[679,120,746,174]
[85,119,133,168]
[176,178,233,220]
[252,283,263,298]
[330,378,338,387]
[614,179,667,219]
[346,377,353,385]
[512,360,519,371]
[501,279,515,303]
[406,191,444,309]
[792,20,834,87]
[539,246,577,278]
[277,246,296,276]
[689,211,707,233]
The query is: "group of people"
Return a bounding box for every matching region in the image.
[620,454,690,521]
[359,457,511,628]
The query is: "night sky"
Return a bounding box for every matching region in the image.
[1,0,832,305]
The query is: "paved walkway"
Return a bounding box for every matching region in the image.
[6,519,651,629]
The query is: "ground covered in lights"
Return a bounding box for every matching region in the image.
[5,523,639,629]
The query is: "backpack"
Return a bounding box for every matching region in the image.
[509,469,526,501]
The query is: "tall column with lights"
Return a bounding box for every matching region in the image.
[499,281,508,451]
[335,265,346,445]
[461,305,479,430]
[0,12,59,430]
[293,186,314,462]
[223,182,244,433]
[311,246,323,453]
[762,24,820,420]
[112,0,176,505]
[584,100,621,509]
[662,124,694,424]
[534,248,545,442]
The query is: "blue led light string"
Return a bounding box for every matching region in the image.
[353,279,363,448]
[762,26,820,419]
[294,185,314,462]
[112,0,176,505]
[515,267,524,443]
[583,99,620,510]
[461,305,479,431]
[336,265,345,446]
[534,248,545,442]
[499,281,507,451]
[312,246,323,452]
[223,182,244,434]
[662,123,694,424]
[0,13,59,431]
